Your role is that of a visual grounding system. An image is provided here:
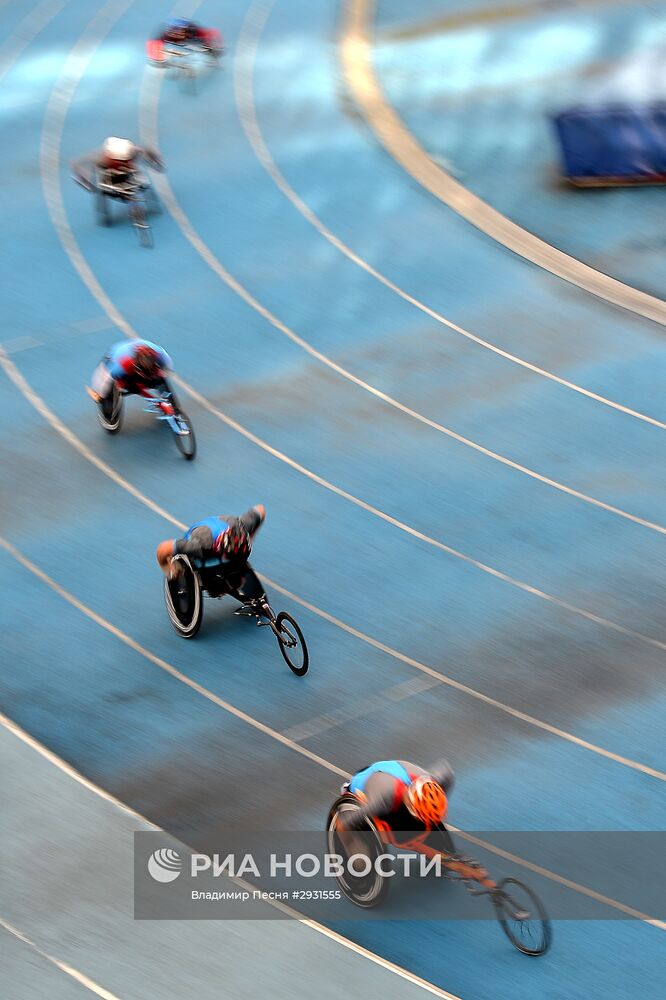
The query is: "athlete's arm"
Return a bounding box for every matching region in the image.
[138,146,165,172]
[239,504,266,537]
[71,153,99,191]
[340,785,396,831]
[156,539,176,574]
[174,526,215,560]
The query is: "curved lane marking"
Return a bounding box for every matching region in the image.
[0,0,71,82]
[342,0,666,326]
[33,0,666,750]
[0,711,462,1000]
[16,0,665,986]
[233,0,666,432]
[0,919,122,1000]
[135,22,666,537]
[2,346,665,780]
[39,0,666,634]
[0,551,665,931]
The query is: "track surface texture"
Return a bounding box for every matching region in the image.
[1,1,665,998]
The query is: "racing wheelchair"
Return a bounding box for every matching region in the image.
[92,165,162,247]
[93,378,195,459]
[164,554,309,675]
[327,792,551,956]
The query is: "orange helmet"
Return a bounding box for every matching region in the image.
[405,776,447,825]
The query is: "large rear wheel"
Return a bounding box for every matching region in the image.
[326,796,388,908]
[164,555,203,638]
[492,877,552,956]
[97,385,123,433]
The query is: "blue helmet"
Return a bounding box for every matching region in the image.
[167,17,190,29]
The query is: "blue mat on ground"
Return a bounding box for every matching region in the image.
[553,104,666,184]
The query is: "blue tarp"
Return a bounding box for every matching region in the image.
[553,104,666,182]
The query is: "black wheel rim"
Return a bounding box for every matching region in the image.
[167,575,195,621]
[275,612,308,675]
[494,878,552,956]
[326,803,385,907]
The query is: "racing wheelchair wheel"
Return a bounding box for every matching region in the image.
[326,794,390,908]
[130,201,153,248]
[492,877,552,956]
[275,612,308,676]
[164,554,203,638]
[97,383,123,433]
[171,406,196,460]
[95,190,111,226]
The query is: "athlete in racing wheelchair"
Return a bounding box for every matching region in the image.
[157,507,267,638]
[146,16,224,65]
[156,506,309,674]
[71,137,164,235]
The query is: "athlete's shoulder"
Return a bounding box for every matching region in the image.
[398,760,427,779]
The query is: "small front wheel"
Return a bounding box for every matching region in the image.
[171,408,196,460]
[275,611,308,675]
[130,201,153,248]
[492,877,552,956]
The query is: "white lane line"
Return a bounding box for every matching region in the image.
[0,0,71,83]
[2,345,665,782]
[0,918,122,1000]
[0,711,463,1000]
[0,534,346,778]
[442,827,666,930]
[268,574,666,781]
[342,0,666,326]
[234,0,666,432]
[136,25,666,539]
[1,336,44,353]
[1,553,665,931]
[39,0,666,641]
[283,674,442,741]
[6,340,666,660]
[0,347,666,781]
[40,0,139,345]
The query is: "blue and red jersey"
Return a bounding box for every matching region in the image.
[345,759,455,830]
[106,340,172,381]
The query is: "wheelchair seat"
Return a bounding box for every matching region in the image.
[97,167,140,199]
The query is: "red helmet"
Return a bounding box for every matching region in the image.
[133,345,159,379]
[405,776,448,825]
[215,525,250,560]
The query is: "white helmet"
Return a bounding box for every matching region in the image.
[103,136,134,161]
